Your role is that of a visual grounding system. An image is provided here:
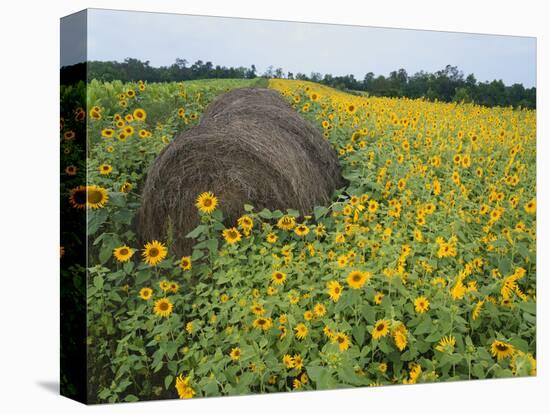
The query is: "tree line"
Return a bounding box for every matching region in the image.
[82,58,535,108]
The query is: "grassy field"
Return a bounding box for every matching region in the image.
[61,77,536,402]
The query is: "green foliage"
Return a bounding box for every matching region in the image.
[65,78,536,403]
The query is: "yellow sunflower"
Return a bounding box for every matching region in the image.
[113,245,134,262]
[277,215,296,230]
[142,240,168,266]
[99,164,113,175]
[229,347,241,361]
[372,319,390,339]
[414,296,430,313]
[294,323,308,340]
[120,182,133,193]
[314,223,327,236]
[195,191,218,214]
[250,304,265,315]
[159,280,170,292]
[393,324,408,351]
[175,374,195,399]
[472,300,484,320]
[282,354,294,368]
[313,302,326,317]
[293,354,304,370]
[272,271,287,285]
[237,215,253,231]
[435,335,456,353]
[524,198,536,214]
[337,255,348,268]
[124,125,134,136]
[346,270,370,289]
[87,185,109,209]
[101,128,114,138]
[346,103,357,115]
[368,200,379,213]
[266,232,278,243]
[374,291,384,305]
[223,227,242,244]
[180,256,192,271]
[327,280,343,302]
[490,340,515,360]
[90,108,102,120]
[139,287,153,300]
[253,317,273,331]
[169,281,179,293]
[133,108,147,121]
[294,224,310,237]
[323,325,335,340]
[332,332,351,352]
[153,297,173,317]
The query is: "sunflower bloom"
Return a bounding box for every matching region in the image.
[195,191,218,214]
[414,296,430,313]
[272,271,287,285]
[229,347,241,361]
[142,240,168,266]
[327,280,343,302]
[180,256,192,271]
[332,332,351,352]
[153,298,173,318]
[346,270,371,289]
[223,227,242,244]
[113,246,134,262]
[139,287,153,300]
[372,319,390,340]
[175,374,195,399]
[294,323,308,340]
[491,340,515,360]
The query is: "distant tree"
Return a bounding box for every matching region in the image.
[274,67,284,78]
[246,64,257,79]
[83,58,536,108]
[310,72,322,82]
[363,72,375,91]
[175,58,188,69]
[263,65,274,78]
[453,87,472,103]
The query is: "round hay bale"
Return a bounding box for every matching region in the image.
[201,87,289,119]
[136,87,344,256]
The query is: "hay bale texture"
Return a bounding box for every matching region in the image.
[136,87,344,255]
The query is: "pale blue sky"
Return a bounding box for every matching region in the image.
[77,8,535,87]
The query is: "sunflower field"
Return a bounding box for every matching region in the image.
[61,76,536,403]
